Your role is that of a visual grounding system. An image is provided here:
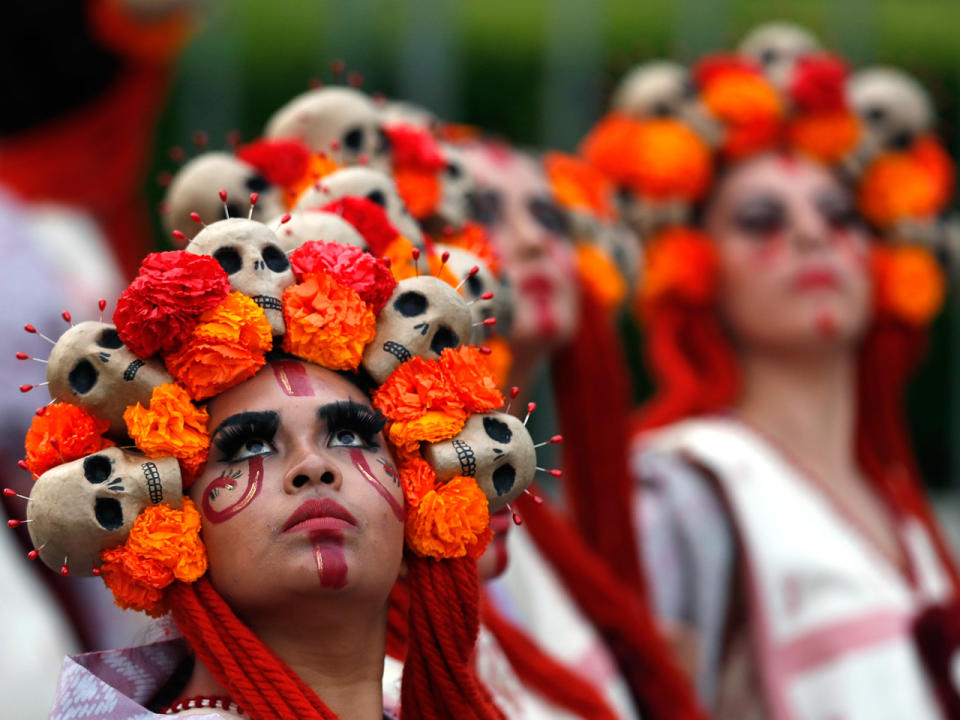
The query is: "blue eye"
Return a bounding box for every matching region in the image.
[231,438,276,461]
[330,429,365,448]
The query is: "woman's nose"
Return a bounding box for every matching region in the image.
[282,443,343,493]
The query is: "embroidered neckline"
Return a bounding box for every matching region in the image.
[161,695,243,716]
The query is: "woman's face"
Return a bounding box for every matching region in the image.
[190,361,405,618]
[461,144,580,352]
[705,153,872,353]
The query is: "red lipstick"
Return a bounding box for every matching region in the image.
[282,498,358,534]
[792,267,841,292]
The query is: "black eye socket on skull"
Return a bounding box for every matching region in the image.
[261,244,290,273]
[213,246,243,274]
[69,359,98,394]
[376,127,390,154]
[246,173,270,194]
[226,202,244,219]
[95,497,124,530]
[865,106,887,125]
[446,162,462,179]
[394,291,428,317]
[467,275,484,298]
[366,189,387,207]
[483,416,513,444]
[760,48,779,66]
[492,464,516,496]
[430,326,459,355]
[97,328,123,349]
[344,127,364,151]
[652,102,673,117]
[83,454,112,484]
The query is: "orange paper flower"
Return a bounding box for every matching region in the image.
[165,292,272,400]
[373,356,465,422]
[282,273,377,370]
[544,152,615,220]
[787,110,860,164]
[872,245,945,326]
[397,454,440,507]
[387,410,467,453]
[575,244,628,312]
[700,65,782,160]
[24,403,115,478]
[124,383,210,484]
[640,227,718,312]
[858,138,954,228]
[439,346,505,414]
[100,498,207,616]
[394,166,441,219]
[440,222,501,276]
[286,153,340,208]
[404,476,492,559]
[480,335,513,389]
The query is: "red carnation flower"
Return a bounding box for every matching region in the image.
[290,241,397,314]
[236,139,312,188]
[320,197,400,256]
[114,252,231,358]
[383,124,445,171]
[790,53,849,112]
[693,53,761,89]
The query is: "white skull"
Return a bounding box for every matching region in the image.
[27,447,182,576]
[270,210,367,254]
[265,87,391,171]
[422,412,535,513]
[163,153,285,244]
[849,67,933,154]
[380,100,439,132]
[434,244,511,344]
[186,218,294,335]
[47,321,173,437]
[433,144,477,230]
[612,61,695,119]
[739,22,821,93]
[361,276,472,383]
[295,166,425,248]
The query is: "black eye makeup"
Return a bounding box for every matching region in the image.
[732,195,786,237]
[527,196,571,236]
[212,411,280,463]
[317,401,386,450]
[467,188,503,227]
[816,191,860,231]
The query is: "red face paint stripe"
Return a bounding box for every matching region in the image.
[313,538,348,589]
[271,360,314,397]
[202,456,265,524]
[350,448,405,522]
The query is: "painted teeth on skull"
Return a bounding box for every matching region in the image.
[252,296,284,312]
[123,359,145,381]
[383,341,412,363]
[453,440,477,477]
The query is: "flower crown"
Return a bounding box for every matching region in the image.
[11,212,549,617]
[581,30,954,328]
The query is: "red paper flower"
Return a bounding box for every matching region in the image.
[789,53,850,113]
[113,252,231,358]
[320,197,400,256]
[24,403,115,477]
[236,138,311,188]
[384,124,445,171]
[289,241,397,314]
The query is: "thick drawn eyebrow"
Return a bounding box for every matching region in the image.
[211,411,280,452]
[316,401,386,435]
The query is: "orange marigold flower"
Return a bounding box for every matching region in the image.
[787,110,860,164]
[373,356,464,421]
[282,273,377,371]
[387,410,467,451]
[858,139,954,228]
[872,245,945,326]
[544,152,615,220]
[582,115,713,202]
[24,403,115,478]
[480,335,513,389]
[439,346,504,413]
[394,166,441,220]
[640,227,718,312]
[100,498,207,616]
[440,222,501,276]
[404,476,492,559]
[397,454,440,507]
[701,68,782,160]
[124,384,210,484]
[575,244,627,312]
[165,292,272,401]
[286,153,340,208]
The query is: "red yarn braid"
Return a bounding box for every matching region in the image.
[167,578,339,720]
[550,292,644,591]
[400,554,506,720]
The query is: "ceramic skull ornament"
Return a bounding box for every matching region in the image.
[433,143,476,230]
[47,321,174,437]
[295,166,425,248]
[849,67,934,154]
[163,153,285,243]
[186,218,294,335]
[361,276,473,383]
[739,22,821,93]
[270,210,367,253]
[264,86,391,171]
[380,100,439,133]
[434,244,511,344]
[422,412,535,512]
[26,447,182,576]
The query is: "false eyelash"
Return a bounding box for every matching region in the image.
[324,401,386,446]
[212,411,280,460]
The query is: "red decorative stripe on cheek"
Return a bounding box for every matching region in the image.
[271,360,314,397]
[350,448,405,522]
[202,456,264,524]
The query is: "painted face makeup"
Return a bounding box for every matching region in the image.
[350,448,404,522]
[271,360,315,397]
